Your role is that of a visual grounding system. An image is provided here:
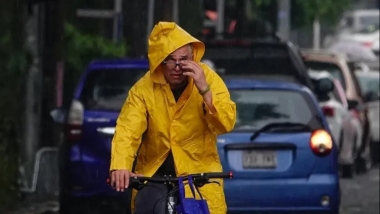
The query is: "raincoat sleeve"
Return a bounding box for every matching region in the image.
[203,65,237,135]
[110,85,147,171]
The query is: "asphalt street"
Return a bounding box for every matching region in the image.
[340,167,379,214]
[7,167,380,214]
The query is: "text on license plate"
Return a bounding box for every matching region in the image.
[242,150,277,169]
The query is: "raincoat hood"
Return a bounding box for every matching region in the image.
[148,22,205,83]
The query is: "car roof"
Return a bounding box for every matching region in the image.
[301,49,349,61]
[88,58,149,70]
[348,9,379,16]
[308,70,334,80]
[355,71,380,78]
[224,78,309,92]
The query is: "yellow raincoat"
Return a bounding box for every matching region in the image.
[110,22,236,214]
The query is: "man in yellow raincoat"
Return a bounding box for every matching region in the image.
[110,21,236,214]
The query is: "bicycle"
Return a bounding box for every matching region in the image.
[107,171,233,214]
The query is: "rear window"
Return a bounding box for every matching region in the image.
[203,45,296,78]
[304,61,346,89]
[80,68,147,111]
[356,74,380,94]
[359,15,379,28]
[230,89,323,131]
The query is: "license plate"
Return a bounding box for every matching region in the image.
[242,150,277,169]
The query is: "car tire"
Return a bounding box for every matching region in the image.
[341,135,357,178]
[370,139,379,167]
[59,193,80,214]
[357,136,372,174]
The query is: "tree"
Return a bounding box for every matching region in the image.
[291,0,351,29]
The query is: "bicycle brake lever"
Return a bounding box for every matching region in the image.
[193,179,220,187]
[209,181,221,186]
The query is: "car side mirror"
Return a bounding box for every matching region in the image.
[315,77,334,94]
[50,108,67,124]
[347,99,360,110]
[363,91,378,102]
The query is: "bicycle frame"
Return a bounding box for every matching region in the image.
[107,172,233,214]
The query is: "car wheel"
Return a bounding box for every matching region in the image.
[356,142,372,174]
[59,194,81,214]
[341,135,357,178]
[370,139,379,167]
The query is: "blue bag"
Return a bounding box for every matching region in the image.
[176,175,210,214]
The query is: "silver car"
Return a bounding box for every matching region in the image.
[355,71,379,164]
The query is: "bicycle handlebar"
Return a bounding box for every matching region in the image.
[106,171,233,188]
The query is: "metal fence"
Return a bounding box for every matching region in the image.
[19,147,59,201]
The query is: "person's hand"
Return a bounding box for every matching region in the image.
[181,60,208,92]
[110,169,143,192]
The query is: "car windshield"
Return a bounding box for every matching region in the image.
[304,61,346,89]
[359,15,379,28]
[79,68,147,111]
[354,24,379,34]
[356,73,380,94]
[230,89,322,131]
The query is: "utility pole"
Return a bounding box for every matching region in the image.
[24,0,43,184]
[313,19,321,50]
[172,0,179,23]
[277,0,290,40]
[216,0,225,39]
[147,0,155,41]
[76,0,123,42]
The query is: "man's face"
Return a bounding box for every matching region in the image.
[163,45,192,88]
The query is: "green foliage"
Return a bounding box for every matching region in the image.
[64,23,128,75]
[63,23,128,104]
[292,0,351,28]
[0,31,31,212]
[251,0,271,6]
[0,121,20,212]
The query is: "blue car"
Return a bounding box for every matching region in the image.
[220,78,340,214]
[58,59,149,213]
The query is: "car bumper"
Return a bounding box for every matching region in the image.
[225,174,340,213]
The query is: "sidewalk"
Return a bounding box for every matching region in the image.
[5,201,58,214]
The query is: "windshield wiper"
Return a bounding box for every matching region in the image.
[249,122,312,142]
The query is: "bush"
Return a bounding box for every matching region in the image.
[0,32,31,211]
[63,23,128,105]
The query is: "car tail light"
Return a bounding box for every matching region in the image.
[350,109,360,119]
[361,41,373,48]
[310,129,333,157]
[65,100,84,142]
[321,106,335,117]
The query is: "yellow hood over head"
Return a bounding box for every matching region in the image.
[147,21,205,83]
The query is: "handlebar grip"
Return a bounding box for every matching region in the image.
[204,172,233,179]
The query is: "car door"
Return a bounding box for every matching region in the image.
[331,80,356,148]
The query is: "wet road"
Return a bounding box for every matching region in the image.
[9,167,380,214]
[340,167,379,214]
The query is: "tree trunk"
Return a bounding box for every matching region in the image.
[178,0,204,36]
[123,0,148,57]
[41,0,65,147]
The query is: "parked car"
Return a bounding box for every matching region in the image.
[201,39,316,91]
[309,70,362,177]
[339,24,379,57]
[54,58,149,214]
[220,78,340,213]
[336,9,379,34]
[302,49,372,173]
[355,71,380,164]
